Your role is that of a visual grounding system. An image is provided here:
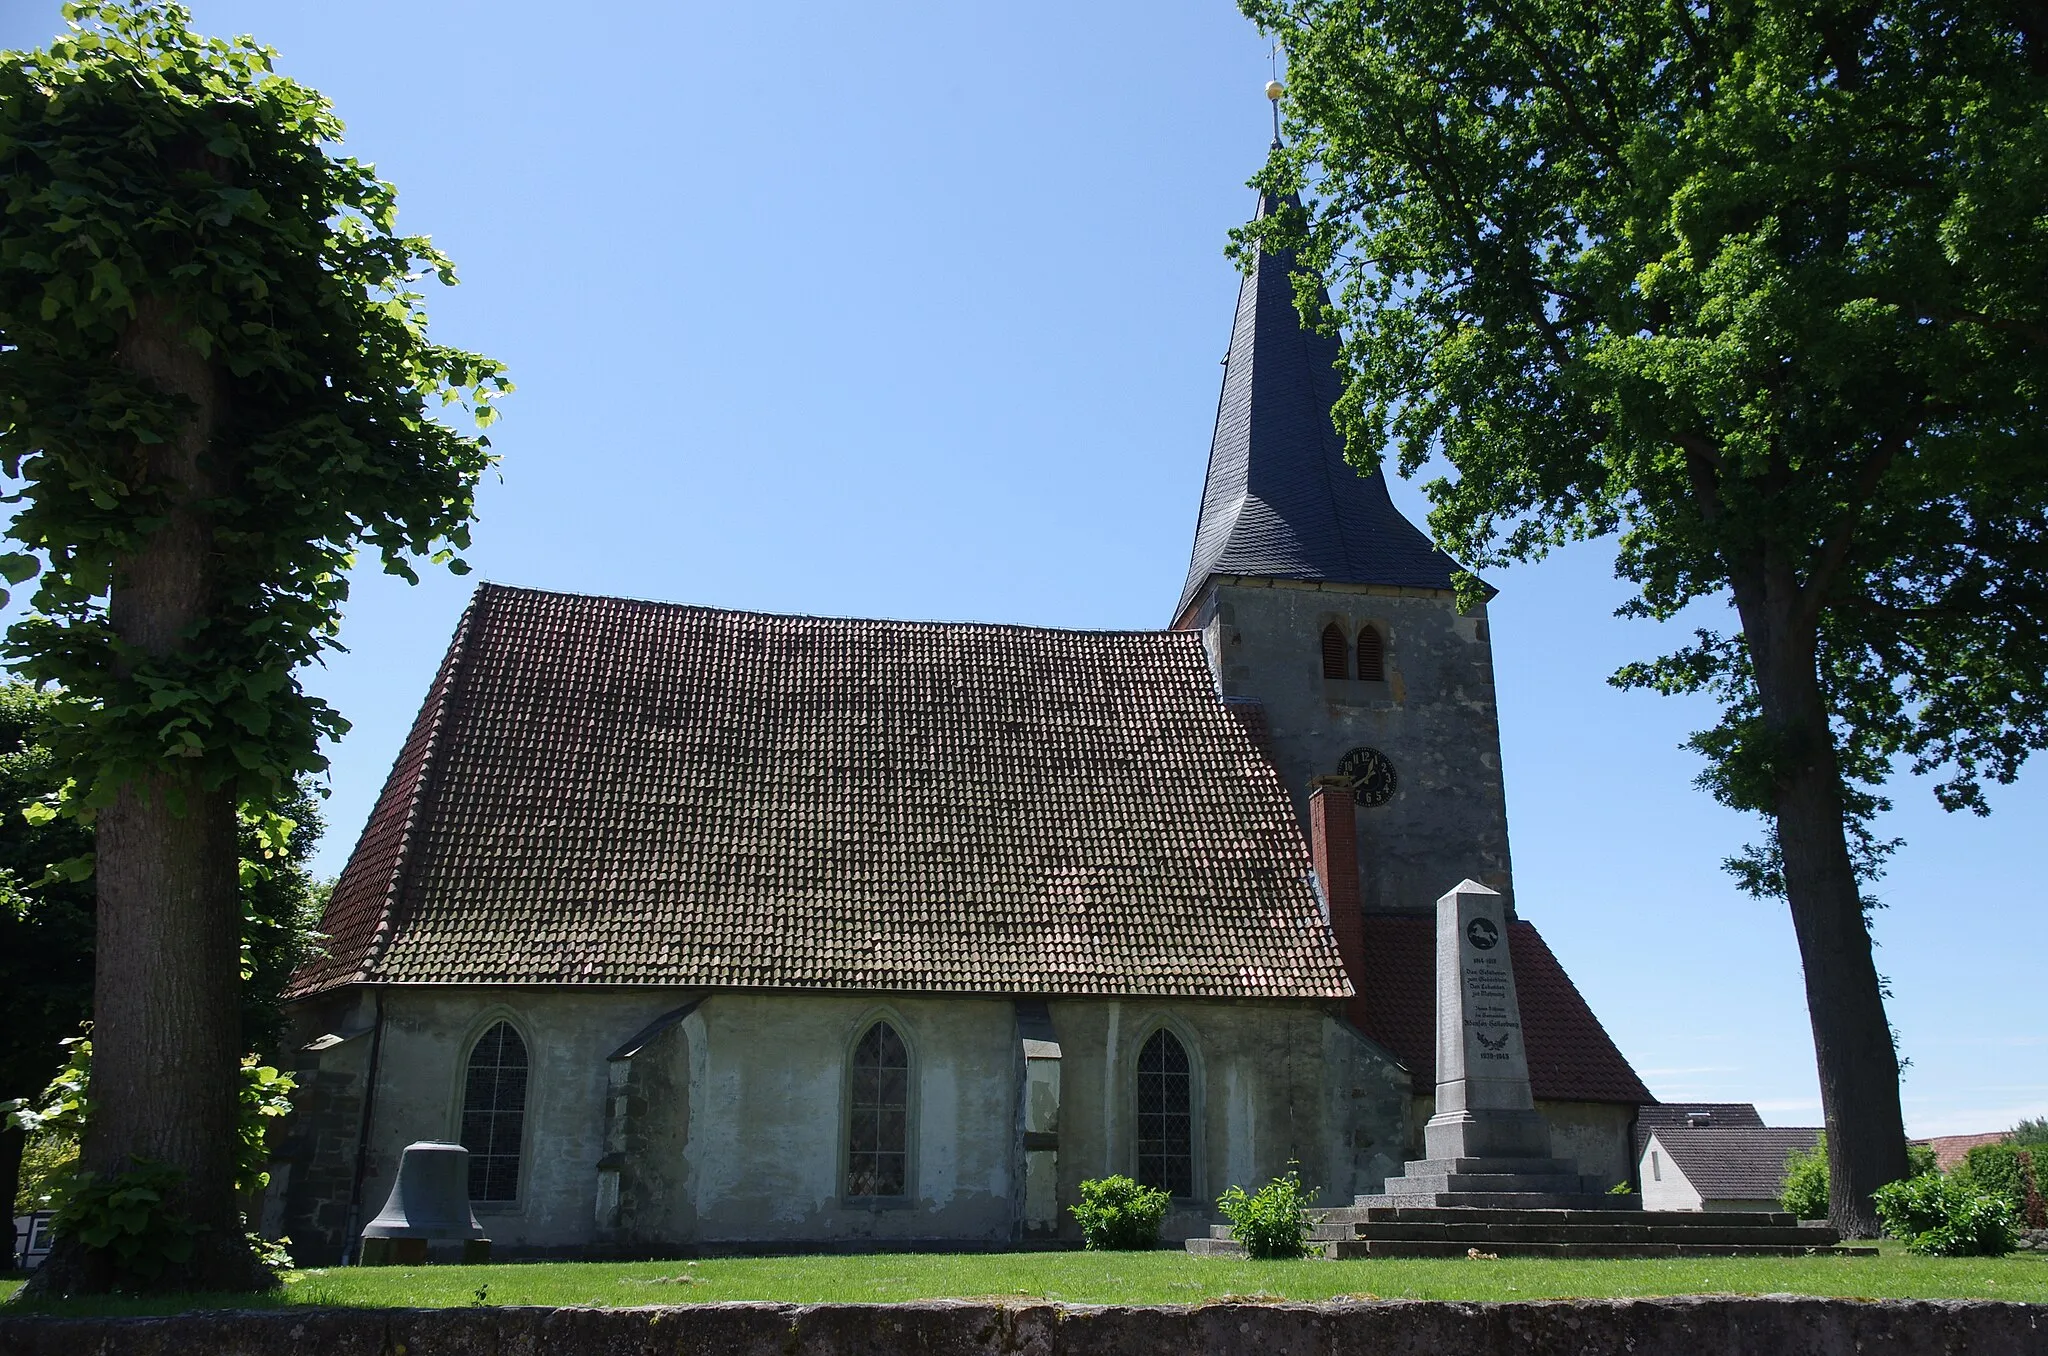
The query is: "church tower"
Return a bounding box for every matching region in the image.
[1173,175,1514,914]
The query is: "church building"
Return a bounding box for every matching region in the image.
[269,174,1651,1263]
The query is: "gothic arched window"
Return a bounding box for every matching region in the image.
[1356,624,1385,682]
[461,1021,528,1202]
[1136,1028,1194,1197]
[848,1020,909,1198]
[1320,623,1349,679]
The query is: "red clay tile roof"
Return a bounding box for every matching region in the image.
[288,607,473,997]
[291,584,1351,999]
[1912,1132,2011,1173]
[1351,914,1653,1105]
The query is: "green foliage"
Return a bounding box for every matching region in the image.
[1070,1175,1172,1251]
[245,1231,292,1272]
[1872,1173,2019,1257]
[46,1158,200,1281]
[16,1120,78,1214]
[1954,1142,2045,1227]
[0,679,323,1212]
[0,682,95,1184]
[5,1031,90,1212]
[1907,1143,1938,1179]
[1606,1179,1635,1195]
[1781,1134,1829,1220]
[6,1035,294,1234]
[0,0,508,812]
[1244,0,2048,846]
[1247,0,2048,1228]
[236,1057,296,1193]
[1216,1166,1324,1260]
[2011,1118,2048,1148]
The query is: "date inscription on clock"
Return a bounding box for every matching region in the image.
[1337,746,1398,807]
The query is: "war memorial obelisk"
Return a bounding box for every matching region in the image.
[1363,880,1616,1207]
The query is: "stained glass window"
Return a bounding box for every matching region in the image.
[1136,1028,1193,1197]
[847,1021,909,1197]
[461,1021,527,1202]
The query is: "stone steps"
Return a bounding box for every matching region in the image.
[1331,1222,1835,1247]
[1348,1206,1807,1227]
[1328,1240,1876,1260]
[1188,1204,1858,1261]
[1357,1191,1633,1210]
[1187,1236,1872,1260]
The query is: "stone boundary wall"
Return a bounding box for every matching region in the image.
[1,1297,2043,1355]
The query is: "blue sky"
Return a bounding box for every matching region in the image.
[4,1,2040,1138]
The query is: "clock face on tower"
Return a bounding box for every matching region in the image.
[1337,746,1398,807]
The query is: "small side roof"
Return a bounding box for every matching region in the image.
[1349,914,1653,1105]
[1634,1102,1765,1159]
[1646,1127,1820,1202]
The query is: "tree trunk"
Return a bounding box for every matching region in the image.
[25,299,265,1294]
[1,1119,22,1236]
[1734,576,1910,1239]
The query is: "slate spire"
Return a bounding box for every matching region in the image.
[1174,174,1466,624]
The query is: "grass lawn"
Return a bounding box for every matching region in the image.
[3,1244,2045,1316]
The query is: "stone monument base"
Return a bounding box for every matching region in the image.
[1422,1106,1553,1162]
[1358,1152,1618,1211]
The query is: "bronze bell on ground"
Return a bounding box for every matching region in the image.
[359,1140,492,1265]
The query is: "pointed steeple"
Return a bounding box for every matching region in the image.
[1174,178,1468,625]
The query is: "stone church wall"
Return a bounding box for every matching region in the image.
[272,987,1410,1256]
[1185,578,1514,913]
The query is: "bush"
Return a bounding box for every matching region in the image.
[1216,1166,1324,1260]
[1070,1176,1171,1250]
[1955,1142,2047,1229]
[1781,1134,1829,1220]
[1872,1173,2020,1256]
[1908,1142,1939,1178]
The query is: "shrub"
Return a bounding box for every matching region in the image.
[1216,1165,1324,1260]
[1070,1175,1171,1250]
[1908,1142,1939,1178]
[1955,1142,2047,1229]
[1781,1134,1829,1220]
[46,1158,200,1282]
[1606,1179,1635,1196]
[2023,1150,2048,1230]
[1872,1173,2019,1257]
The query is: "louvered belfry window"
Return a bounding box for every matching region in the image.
[1320,623,1349,679]
[848,1021,910,1197]
[1136,1029,1194,1197]
[1356,624,1385,681]
[461,1021,528,1202]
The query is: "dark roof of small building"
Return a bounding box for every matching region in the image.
[1647,1127,1821,1202]
[1349,913,1653,1106]
[290,584,1353,1000]
[1174,187,1471,623]
[1634,1103,1766,1158]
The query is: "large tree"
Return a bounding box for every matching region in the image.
[1,676,327,1221]
[0,1,505,1290]
[1243,0,2048,1234]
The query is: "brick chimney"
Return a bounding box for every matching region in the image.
[1308,776,1366,1022]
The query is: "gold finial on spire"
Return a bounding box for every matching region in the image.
[1264,79,1284,101]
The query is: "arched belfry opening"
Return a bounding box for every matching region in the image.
[1320,623,1349,679]
[1357,624,1385,681]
